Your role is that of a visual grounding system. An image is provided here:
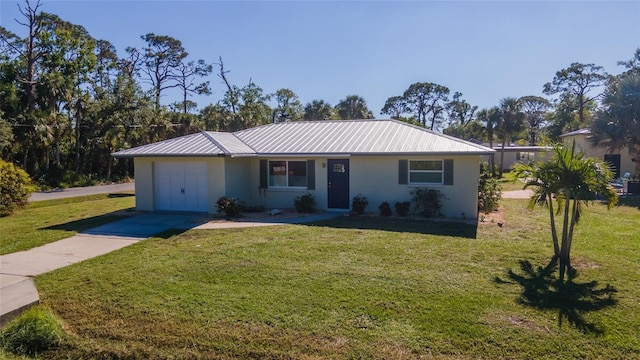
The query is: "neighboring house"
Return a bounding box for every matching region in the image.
[483,145,551,171]
[561,128,635,179]
[112,119,494,218]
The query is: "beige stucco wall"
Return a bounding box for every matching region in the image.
[349,155,480,218]
[133,155,483,218]
[224,157,254,204]
[563,135,635,177]
[133,158,155,211]
[483,148,551,171]
[243,157,327,210]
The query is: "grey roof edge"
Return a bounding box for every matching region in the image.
[203,131,257,155]
[389,119,495,153]
[252,151,493,157]
[201,131,231,155]
[110,153,227,159]
[560,128,592,137]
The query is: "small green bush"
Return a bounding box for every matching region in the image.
[478,173,502,214]
[394,201,411,216]
[378,201,392,216]
[294,193,316,213]
[0,307,64,356]
[351,194,368,215]
[0,159,36,216]
[216,196,242,217]
[410,188,444,218]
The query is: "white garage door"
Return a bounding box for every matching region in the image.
[155,161,209,212]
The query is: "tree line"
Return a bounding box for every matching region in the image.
[0,0,638,187]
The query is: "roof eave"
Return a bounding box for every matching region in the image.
[111,153,228,159]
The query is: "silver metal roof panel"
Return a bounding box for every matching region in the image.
[112,132,227,158]
[234,120,494,155]
[113,119,494,158]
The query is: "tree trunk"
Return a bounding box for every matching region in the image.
[106,155,112,181]
[55,140,60,165]
[547,194,560,256]
[499,139,507,174]
[559,191,572,282]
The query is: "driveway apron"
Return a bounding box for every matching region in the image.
[0,212,209,326]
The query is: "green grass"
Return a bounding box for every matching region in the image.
[498,175,526,192]
[25,198,640,359]
[0,193,136,255]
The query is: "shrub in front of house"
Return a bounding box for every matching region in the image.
[294,193,316,213]
[379,201,392,216]
[394,201,411,216]
[478,174,502,214]
[0,307,64,356]
[215,196,242,217]
[0,159,36,217]
[410,188,444,218]
[351,194,368,215]
[478,161,502,213]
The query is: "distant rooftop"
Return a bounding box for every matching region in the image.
[560,128,592,137]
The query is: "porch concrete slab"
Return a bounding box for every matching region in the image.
[193,211,343,229]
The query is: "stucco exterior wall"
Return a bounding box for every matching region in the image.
[243,157,327,210]
[134,155,483,218]
[564,135,635,177]
[482,148,551,171]
[349,155,480,218]
[133,158,155,211]
[224,157,254,203]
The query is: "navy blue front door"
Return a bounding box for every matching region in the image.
[327,159,349,209]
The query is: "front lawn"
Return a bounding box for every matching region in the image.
[28,198,640,359]
[0,193,136,255]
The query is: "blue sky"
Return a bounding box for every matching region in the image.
[1,0,639,117]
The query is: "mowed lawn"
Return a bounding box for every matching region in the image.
[0,193,136,255]
[23,198,640,359]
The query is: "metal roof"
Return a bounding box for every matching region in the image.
[112,132,246,158]
[112,119,494,158]
[560,128,592,137]
[234,120,493,155]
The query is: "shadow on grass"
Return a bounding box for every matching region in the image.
[310,216,478,239]
[41,208,137,232]
[616,195,640,209]
[107,193,135,198]
[496,259,617,334]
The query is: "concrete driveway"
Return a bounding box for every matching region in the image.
[0,211,341,326]
[0,212,209,326]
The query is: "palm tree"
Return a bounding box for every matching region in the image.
[303,100,335,121]
[335,95,374,120]
[497,98,525,173]
[591,72,640,176]
[510,142,618,282]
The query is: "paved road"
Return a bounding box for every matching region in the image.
[29,182,135,202]
[502,189,533,199]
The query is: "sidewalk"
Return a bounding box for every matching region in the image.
[0,211,340,326]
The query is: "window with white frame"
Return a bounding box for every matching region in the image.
[516,152,534,161]
[409,160,443,184]
[268,160,307,188]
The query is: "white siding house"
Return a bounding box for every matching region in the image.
[113,120,495,219]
